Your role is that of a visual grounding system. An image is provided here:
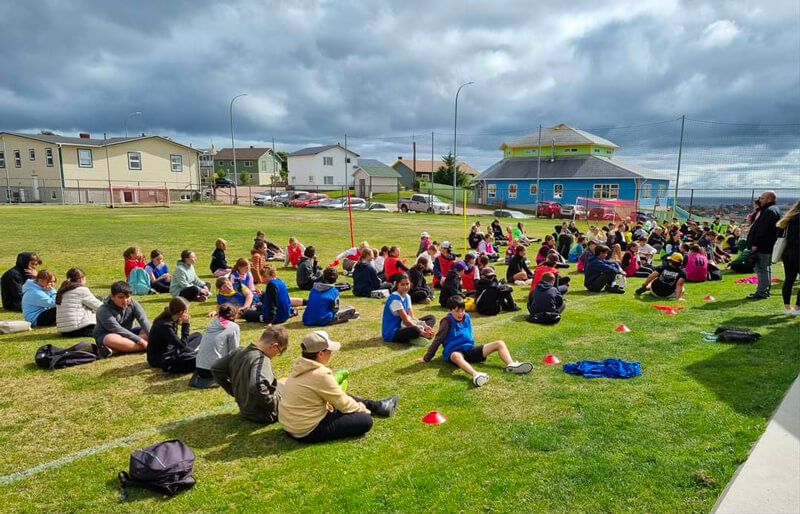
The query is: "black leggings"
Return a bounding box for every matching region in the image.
[35,307,57,327]
[292,395,378,443]
[151,280,170,294]
[783,252,799,306]
[60,324,95,338]
[179,283,210,301]
[392,315,436,343]
[409,287,433,303]
[587,271,617,292]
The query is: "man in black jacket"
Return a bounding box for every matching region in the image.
[1,252,41,311]
[746,190,781,299]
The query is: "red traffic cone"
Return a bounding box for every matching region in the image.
[421,411,448,425]
[615,324,631,333]
[327,260,340,268]
[703,295,715,301]
[541,354,561,365]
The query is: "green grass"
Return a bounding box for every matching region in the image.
[0,205,797,513]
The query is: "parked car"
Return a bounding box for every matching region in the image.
[629,211,656,223]
[588,206,621,221]
[572,204,587,219]
[278,190,309,206]
[536,201,563,218]
[367,202,390,212]
[492,209,530,219]
[319,197,367,209]
[288,193,329,208]
[253,190,276,206]
[398,194,452,214]
[559,205,574,218]
[305,194,331,208]
[214,177,234,188]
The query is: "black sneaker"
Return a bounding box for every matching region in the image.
[98,345,113,359]
[747,293,768,300]
[606,286,626,294]
[635,286,648,295]
[371,394,398,417]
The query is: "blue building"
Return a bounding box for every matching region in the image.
[475,124,670,211]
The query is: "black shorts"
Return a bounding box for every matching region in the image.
[451,345,486,364]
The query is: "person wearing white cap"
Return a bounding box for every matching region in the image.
[417,232,432,256]
[279,330,399,443]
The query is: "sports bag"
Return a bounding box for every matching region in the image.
[728,249,755,273]
[0,320,32,334]
[714,326,761,344]
[119,440,196,500]
[35,341,99,370]
[772,228,787,264]
[128,267,152,295]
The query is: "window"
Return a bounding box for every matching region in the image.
[324,176,334,185]
[593,184,619,199]
[488,183,497,199]
[642,184,652,199]
[260,160,267,171]
[77,149,92,167]
[50,190,57,200]
[291,176,296,184]
[243,160,252,167]
[323,156,333,166]
[127,152,141,170]
[523,149,538,155]
[553,184,563,199]
[529,184,538,195]
[0,151,4,168]
[14,150,22,167]
[170,154,182,172]
[657,185,666,198]
[29,149,35,160]
[563,148,578,153]
[593,148,601,153]
[180,193,192,202]
[308,175,314,184]
[45,148,54,167]
[508,184,518,199]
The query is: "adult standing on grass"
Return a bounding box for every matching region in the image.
[745,190,781,300]
[94,281,151,358]
[279,330,398,443]
[170,250,210,301]
[777,200,800,314]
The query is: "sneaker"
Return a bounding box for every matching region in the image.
[371,394,398,417]
[98,345,113,359]
[635,286,648,295]
[785,307,794,315]
[792,309,800,316]
[472,372,490,387]
[606,286,625,294]
[747,293,768,300]
[504,361,533,374]
[351,312,361,321]
[419,297,431,304]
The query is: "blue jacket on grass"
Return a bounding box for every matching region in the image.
[302,282,339,326]
[583,254,622,289]
[22,279,56,325]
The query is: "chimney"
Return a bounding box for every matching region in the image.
[249,145,254,149]
[398,156,403,160]
[79,133,90,139]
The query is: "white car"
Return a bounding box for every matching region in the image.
[253,190,275,206]
[399,194,452,214]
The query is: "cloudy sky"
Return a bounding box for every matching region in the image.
[1,0,798,189]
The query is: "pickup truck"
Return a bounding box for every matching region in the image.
[398,194,452,214]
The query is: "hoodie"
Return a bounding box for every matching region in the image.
[211,343,279,424]
[279,357,368,437]
[170,260,205,297]
[209,248,229,273]
[296,256,321,291]
[438,269,462,307]
[527,281,564,316]
[195,317,241,370]
[1,252,36,311]
[302,282,339,326]
[22,279,56,325]
[352,261,380,297]
[93,297,152,343]
[583,254,622,289]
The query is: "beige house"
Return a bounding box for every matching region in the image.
[0,132,200,204]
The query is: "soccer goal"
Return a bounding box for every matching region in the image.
[575,196,637,223]
[108,185,170,207]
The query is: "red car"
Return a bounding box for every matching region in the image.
[537,201,563,218]
[289,193,328,207]
[588,206,622,221]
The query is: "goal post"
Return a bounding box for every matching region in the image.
[108,185,171,208]
[575,196,637,223]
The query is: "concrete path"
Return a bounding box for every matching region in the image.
[713,376,800,514]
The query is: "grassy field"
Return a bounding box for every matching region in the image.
[0,204,797,513]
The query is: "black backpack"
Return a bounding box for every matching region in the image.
[35,342,99,370]
[715,326,761,344]
[119,440,196,499]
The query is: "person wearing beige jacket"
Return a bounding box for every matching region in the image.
[55,268,103,338]
[279,330,398,443]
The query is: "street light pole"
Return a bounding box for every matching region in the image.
[453,81,474,214]
[229,93,248,205]
[125,111,142,137]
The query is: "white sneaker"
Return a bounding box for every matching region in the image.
[792,309,800,316]
[785,307,794,315]
[504,361,534,374]
[472,372,490,387]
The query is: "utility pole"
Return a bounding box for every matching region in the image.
[229,93,247,205]
[453,81,474,214]
[674,115,685,214]
[535,124,542,204]
[104,132,114,208]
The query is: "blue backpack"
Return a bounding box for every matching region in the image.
[128,268,152,295]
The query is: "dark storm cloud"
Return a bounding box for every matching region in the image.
[0,0,797,185]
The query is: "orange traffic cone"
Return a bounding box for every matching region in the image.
[615,324,631,333]
[327,260,340,268]
[664,309,677,316]
[541,354,561,365]
[421,411,448,425]
[703,295,715,301]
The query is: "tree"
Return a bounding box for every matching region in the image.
[433,153,471,187]
[276,151,290,182]
[239,171,249,185]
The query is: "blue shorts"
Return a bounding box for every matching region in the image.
[95,326,142,347]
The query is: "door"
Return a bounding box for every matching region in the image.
[31,176,40,202]
[359,179,366,198]
[123,191,134,203]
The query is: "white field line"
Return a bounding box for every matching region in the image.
[0,298,579,487]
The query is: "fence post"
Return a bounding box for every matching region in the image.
[688,189,694,217]
[750,189,755,205]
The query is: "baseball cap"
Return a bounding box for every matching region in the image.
[301,330,341,352]
[441,241,451,249]
[453,261,467,272]
[480,267,496,279]
[420,231,430,238]
[668,253,684,263]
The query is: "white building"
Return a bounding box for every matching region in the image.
[287,144,359,190]
[352,159,401,197]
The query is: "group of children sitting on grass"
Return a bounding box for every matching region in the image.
[0,213,745,442]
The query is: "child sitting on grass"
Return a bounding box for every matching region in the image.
[55,267,102,338]
[527,272,565,323]
[383,246,410,282]
[382,273,436,343]
[189,303,240,389]
[244,265,305,324]
[216,276,254,311]
[230,258,260,302]
[568,235,586,263]
[439,261,466,307]
[416,295,533,387]
[684,244,708,283]
[302,268,360,326]
[171,250,210,301]
[531,253,570,294]
[210,238,232,277]
[417,232,432,256]
[251,240,269,285]
[123,246,146,279]
[460,253,479,293]
[408,257,435,303]
[296,246,323,290]
[636,253,687,300]
[94,281,151,358]
[353,248,392,298]
[507,246,534,284]
[145,249,171,293]
[584,245,625,294]
[577,240,597,273]
[284,237,306,268]
[22,269,57,327]
[536,235,556,264]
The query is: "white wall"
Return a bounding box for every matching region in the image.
[288,147,357,189]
